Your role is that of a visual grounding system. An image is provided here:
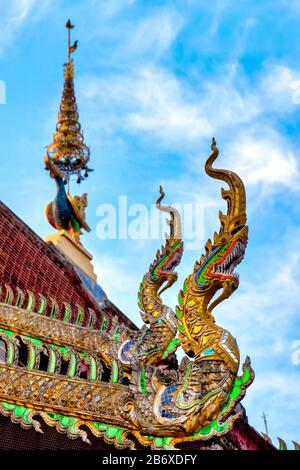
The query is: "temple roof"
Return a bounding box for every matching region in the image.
[0,411,274,451]
[0,201,136,332]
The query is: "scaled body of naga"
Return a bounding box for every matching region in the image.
[118,139,254,437]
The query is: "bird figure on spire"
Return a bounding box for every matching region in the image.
[69,40,78,55]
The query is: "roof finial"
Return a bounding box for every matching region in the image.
[66,19,77,62]
[44,21,94,244]
[45,20,93,190]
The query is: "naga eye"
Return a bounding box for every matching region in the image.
[187,350,195,358]
[231,225,242,235]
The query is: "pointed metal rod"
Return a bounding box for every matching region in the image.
[261,411,269,436]
[68,26,70,61]
[66,19,74,62]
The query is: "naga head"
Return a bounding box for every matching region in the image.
[149,186,183,296]
[44,155,65,180]
[193,138,248,316]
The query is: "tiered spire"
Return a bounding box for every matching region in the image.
[43,20,97,280]
[44,20,93,249]
[46,19,92,186]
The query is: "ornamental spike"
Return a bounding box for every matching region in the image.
[293,441,300,450]
[277,437,288,450]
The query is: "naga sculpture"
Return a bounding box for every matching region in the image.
[115,138,254,441]
[118,185,183,368]
[0,139,255,449]
[45,155,90,243]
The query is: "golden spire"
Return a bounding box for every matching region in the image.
[46,19,92,186]
[44,21,96,280]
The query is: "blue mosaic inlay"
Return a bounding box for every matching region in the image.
[159,383,179,419]
[120,340,135,361]
[200,347,215,357]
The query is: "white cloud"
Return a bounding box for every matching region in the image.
[80,64,260,146]
[82,3,184,65]
[259,63,300,112]
[279,0,300,13]
[123,8,184,61]
[0,0,51,54]
[100,0,135,18]
[224,128,299,189]
[126,67,212,142]
[201,64,261,129]
[79,59,300,196]
[79,66,212,144]
[78,64,256,144]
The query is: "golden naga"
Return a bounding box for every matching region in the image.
[118,185,184,367]
[177,136,248,363]
[114,138,253,441]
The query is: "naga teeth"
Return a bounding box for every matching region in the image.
[210,241,245,279]
[211,264,239,279]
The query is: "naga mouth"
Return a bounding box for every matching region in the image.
[166,251,182,271]
[210,240,246,281]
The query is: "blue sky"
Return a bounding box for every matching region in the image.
[1,0,300,447]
